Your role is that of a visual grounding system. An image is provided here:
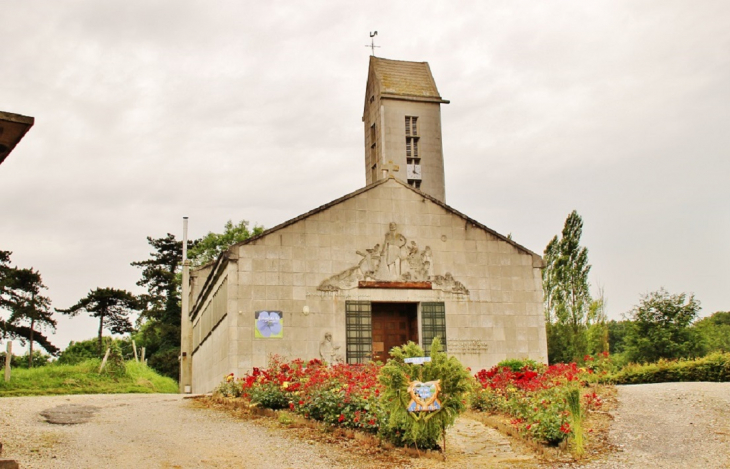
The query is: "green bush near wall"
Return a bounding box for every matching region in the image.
[608,352,730,385]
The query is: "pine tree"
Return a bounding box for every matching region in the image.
[57,288,140,354]
[5,267,55,366]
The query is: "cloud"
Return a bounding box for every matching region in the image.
[1,0,728,349]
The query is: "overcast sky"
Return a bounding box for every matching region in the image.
[1,1,728,353]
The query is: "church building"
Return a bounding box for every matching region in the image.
[181,57,548,393]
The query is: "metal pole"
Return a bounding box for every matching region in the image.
[180,217,192,393]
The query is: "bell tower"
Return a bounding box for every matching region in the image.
[362,57,449,202]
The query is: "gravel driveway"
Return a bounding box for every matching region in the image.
[0,394,404,469]
[580,382,730,468]
[1,383,728,468]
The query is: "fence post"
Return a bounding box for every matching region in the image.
[3,342,11,382]
[99,348,111,373]
[132,340,139,362]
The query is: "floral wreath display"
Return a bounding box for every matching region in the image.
[406,379,442,419]
[255,311,284,338]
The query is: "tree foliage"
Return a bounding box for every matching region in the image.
[56,288,140,354]
[131,221,262,381]
[693,311,730,354]
[4,267,55,365]
[586,287,609,355]
[624,288,702,363]
[188,219,263,266]
[131,234,192,381]
[0,251,59,356]
[542,211,592,363]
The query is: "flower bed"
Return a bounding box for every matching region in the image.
[472,360,603,445]
[238,356,384,433]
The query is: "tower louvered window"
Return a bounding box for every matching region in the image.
[370,123,377,175]
[405,116,421,189]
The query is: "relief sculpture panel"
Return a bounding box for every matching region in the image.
[318,223,468,294]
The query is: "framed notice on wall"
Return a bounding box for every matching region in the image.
[255,311,284,338]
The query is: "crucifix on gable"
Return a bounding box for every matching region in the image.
[382,160,399,179]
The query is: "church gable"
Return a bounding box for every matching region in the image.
[233,178,540,297]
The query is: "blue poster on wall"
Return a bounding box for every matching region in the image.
[255,311,283,338]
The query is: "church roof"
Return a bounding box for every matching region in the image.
[369,57,447,102]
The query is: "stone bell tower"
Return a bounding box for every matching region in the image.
[362,56,449,203]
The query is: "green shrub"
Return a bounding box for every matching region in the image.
[609,352,730,384]
[214,374,242,398]
[58,337,136,365]
[101,342,127,378]
[496,358,542,372]
[378,338,472,450]
[249,382,290,409]
[0,351,51,368]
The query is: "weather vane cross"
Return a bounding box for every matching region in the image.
[366,31,380,56]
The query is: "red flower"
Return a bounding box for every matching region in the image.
[338,414,345,423]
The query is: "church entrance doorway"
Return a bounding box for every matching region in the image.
[371,302,418,362]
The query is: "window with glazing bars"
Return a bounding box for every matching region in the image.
[346,301,372,364]
[421,302,447,355]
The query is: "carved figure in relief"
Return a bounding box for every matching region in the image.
[317,222,469,294]
[420,245,433,280]
[319,332,343,364]
[355,243,380,277]
[319,243,380,291]
[377,222,407,280]
[431,272,469,294]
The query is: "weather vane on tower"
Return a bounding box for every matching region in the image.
[366,31,380,56]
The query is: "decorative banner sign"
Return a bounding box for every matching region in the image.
[255,311,284,338]
[407,379,442,412]
[404,357,432,365]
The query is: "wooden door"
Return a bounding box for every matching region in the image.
[371,303,418,362]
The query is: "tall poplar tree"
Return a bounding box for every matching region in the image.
[542,210,592,363]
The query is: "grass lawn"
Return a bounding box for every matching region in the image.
[0,360,178,396]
